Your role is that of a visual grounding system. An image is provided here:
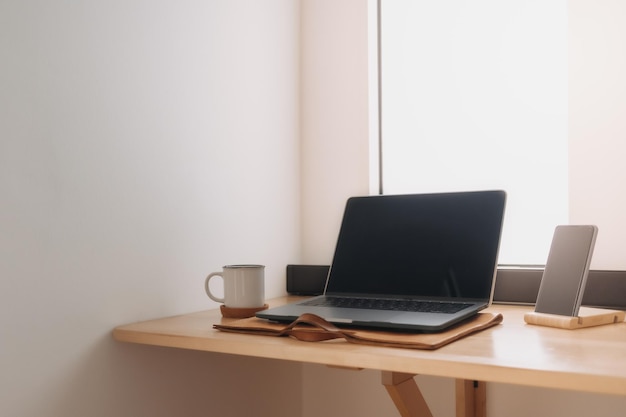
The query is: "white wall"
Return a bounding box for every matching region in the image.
[0,1,302,416]
[300,1,626,417]
[300,0,372,264]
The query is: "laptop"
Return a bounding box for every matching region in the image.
[257,190,507,332]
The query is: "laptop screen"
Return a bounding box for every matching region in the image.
[324,190,506,301]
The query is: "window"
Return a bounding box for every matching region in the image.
[379,0,568,264]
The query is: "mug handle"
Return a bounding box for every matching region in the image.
[205,272,225,303]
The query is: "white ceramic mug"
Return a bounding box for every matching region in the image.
[205,264,265,308]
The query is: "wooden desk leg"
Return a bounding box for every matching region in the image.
[381,373,486,417]
[455,379,486,417]
[381,372,433,417]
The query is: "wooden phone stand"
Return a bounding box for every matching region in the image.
[526,225,625,330]
[524,307,625,330]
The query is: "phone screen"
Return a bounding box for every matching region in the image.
[534,225,598,317]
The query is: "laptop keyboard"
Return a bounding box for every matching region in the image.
[301,297,472,314]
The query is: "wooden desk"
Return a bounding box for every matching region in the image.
[113,297,626,417]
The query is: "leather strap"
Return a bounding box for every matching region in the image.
[283,313,354,342]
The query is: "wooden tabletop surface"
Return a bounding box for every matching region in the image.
[113,296,626,396]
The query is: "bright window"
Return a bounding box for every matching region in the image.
[380,0,568,264]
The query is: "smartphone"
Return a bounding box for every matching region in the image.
[534,225,598,317]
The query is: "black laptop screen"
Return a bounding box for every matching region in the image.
[324,191,506,301]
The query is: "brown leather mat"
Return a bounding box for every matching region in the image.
[214,312,502,350]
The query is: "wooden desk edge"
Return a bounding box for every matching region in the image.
[112,300,626,397]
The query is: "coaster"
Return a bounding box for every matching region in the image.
[220,304,269,319]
